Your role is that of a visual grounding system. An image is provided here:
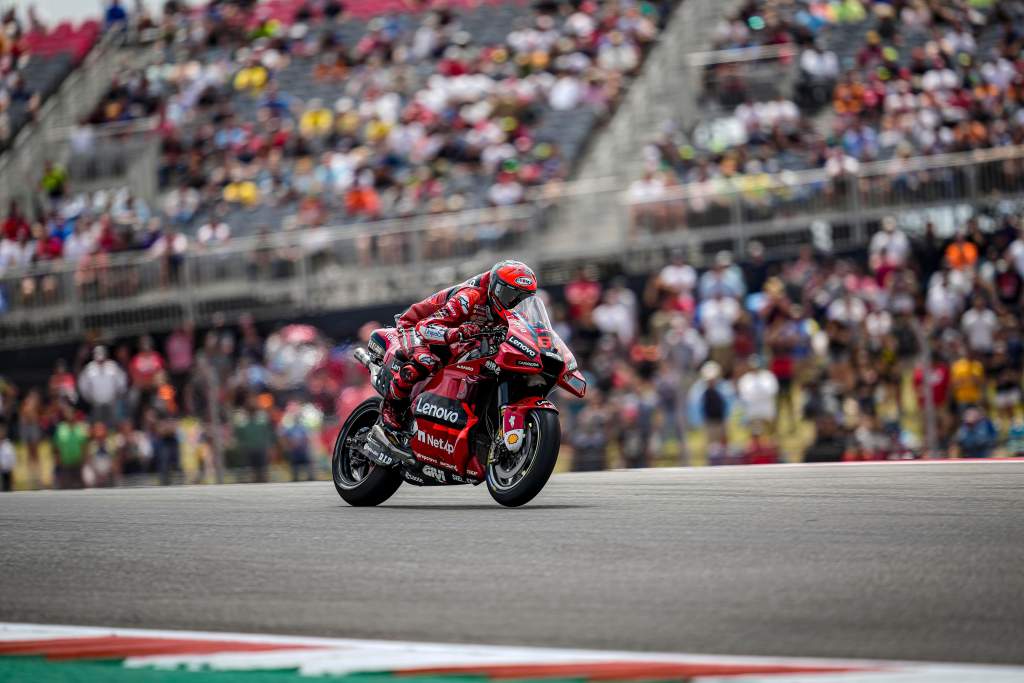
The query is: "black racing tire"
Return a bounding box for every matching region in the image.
[486,410,561,508]
[332,398,403,506]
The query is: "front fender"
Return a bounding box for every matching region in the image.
[501,397,558,452]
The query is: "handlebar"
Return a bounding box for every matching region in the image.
[466,326,507,341]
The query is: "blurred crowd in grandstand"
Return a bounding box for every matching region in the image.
[0,312,380,489]
[0,0,672,290]
[2,213,1023,489]
[1,0,1024,490]
[0,4,100,149]
[559,212,1024,468]
[631,0,1024,227]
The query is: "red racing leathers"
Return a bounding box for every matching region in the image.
[384,272,501,421]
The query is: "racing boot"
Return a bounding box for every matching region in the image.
[373,398,415,460]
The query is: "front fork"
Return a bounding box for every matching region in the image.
[497,382,526,453]
[496,382,558,453]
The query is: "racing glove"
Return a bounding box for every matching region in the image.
[444,323,481,345]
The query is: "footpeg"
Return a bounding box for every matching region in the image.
[369,424,416,466]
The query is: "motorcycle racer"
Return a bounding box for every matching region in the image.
[373,260,538,449]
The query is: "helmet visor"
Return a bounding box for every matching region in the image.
[492,280,532,310]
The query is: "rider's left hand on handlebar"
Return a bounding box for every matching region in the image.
[457,323,481,339]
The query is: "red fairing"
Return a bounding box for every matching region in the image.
[496,318,543,374]
[409,364,481,478]
[558,369,587,398]
[506,397,558,414]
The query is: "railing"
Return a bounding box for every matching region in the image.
[687,43,800,109]
[3,145,1024,349]
[49,116,162,204]
[627,144,1024,242]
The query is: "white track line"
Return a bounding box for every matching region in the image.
[2,622,1023,682]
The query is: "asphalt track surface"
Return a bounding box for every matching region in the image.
[1,462,1023,666]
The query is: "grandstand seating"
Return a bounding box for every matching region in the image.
[98,0,663,236]
[0,19,101,150]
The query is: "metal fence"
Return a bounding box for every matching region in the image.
[687,43,800,110]
[3,145,1024,349]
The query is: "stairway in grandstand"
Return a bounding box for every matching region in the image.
[544,0,731,254]
[0,18,127,211]
[5,21,102,143]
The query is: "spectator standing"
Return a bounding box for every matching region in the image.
[40,161,68,208]
[1009,228,1024,280]
[2,201,28,241]
[232,393,273,483]
[78,345,127,427]
[803,414,846,463]
[82,422,116,487]
[737,356,779,434]
[593,284,637,348]
[129,335,165,422]
[564,268,602,323]
[743,426,779,465]
[869,217,910,272]
[1007,418,1024,458]
[165,323,195,396]
[950,348,986,415]
[698,291,739,376]
[615,371,657,469]
[49,359,78,406]
[765,315,799,431]
[956,407,997,459]
[693,361,731,465]
[53,404,89,489]
[945,231,979,272]
[144,402,179,486]
[571,389,611,471]
[698,251,745,300]
[279,404,312,482]
[111,419,151,475]
[961,296,998,356]
[17,389,44,485]
[104,0,128,30]
[0,421,14,491]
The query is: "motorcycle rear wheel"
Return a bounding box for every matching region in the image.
[486,410,561,507]
[332,398,403,506]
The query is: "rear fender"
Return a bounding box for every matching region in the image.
[501,397,557,453]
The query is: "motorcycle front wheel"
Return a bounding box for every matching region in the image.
[486,410,561,507]
[332,398,403,506]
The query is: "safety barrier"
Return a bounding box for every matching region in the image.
[2,145,1024,349]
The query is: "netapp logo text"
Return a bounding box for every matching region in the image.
[415,399,462,425]
[416,430,456,454]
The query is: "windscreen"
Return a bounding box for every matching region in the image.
[510,297,578,371]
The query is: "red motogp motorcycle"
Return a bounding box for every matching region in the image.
[332,298,587,507]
